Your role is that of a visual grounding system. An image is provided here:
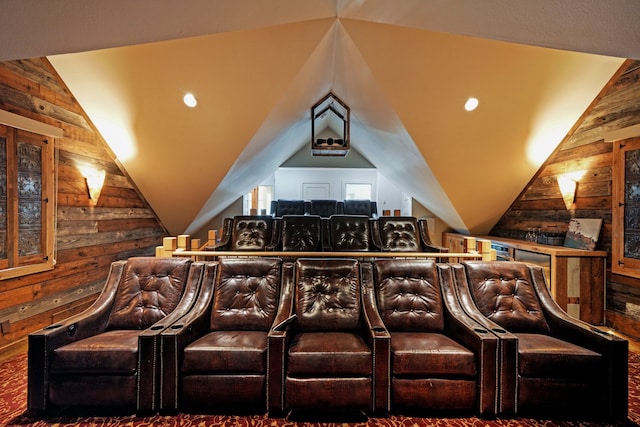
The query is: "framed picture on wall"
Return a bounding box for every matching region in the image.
[563,218,603,251]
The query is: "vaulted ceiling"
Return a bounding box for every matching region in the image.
[2,1,639,236]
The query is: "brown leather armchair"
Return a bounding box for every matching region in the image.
[370,259,498,416]
[453,260,628,420]
[267,215,323,252]
[272,199,307,217]
[324,214,374,251]
[159,257,288,413]
[343,199,377,218]
[308,199,342,217]
[206,215,274,251]
[27,257,204,414]
[269,258,388,416]
[372,216,424,252]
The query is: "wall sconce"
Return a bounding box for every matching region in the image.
[557,174,577,209]
[84,169,106,204]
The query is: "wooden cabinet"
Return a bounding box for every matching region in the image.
[442,232,607,325]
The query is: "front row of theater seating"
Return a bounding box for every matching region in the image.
[207,214,448,253]
[27,257,628,421]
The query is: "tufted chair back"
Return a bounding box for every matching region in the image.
[343,199,375,217]
[309,199,342,217]
[327,214,371,251]
[280,215,322,251]
[373,259,444,332]
[229,215,273,250]
[376,216,421,252]
[463,261,549,334]
[294,258,361,331]
[274,199,307,217]
[210,258,282,331]
[107,257,192,330]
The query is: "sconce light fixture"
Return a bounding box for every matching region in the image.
[557,174,577,209]
[84,168,106,204]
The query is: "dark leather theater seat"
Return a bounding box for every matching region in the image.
[453,260,628,420]
[371,259,498,415]
[28,257,203,414]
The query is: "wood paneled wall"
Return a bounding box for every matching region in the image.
[491,59,640,339]
[0,58,167,354]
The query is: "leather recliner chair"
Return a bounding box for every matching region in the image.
[452,260,628,420]
[342,199,377,218]
[324,214,374,251]
[267,215,323,252]
[370,259,498,416]
[268,258,388,416]
[272,199,307,217]
[308,199,342,218]
[159,257,288,413]
[27,257,204,414]
[206,215,274,251]
[372,216,425,252]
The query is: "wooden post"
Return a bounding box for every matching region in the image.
[162,237,177,258]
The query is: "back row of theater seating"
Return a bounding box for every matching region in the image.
[206,214,448,253]
[27,256,628,420]
[270,199,378,218]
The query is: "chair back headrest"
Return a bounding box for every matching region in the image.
[328,215,370,251]
[309,199,342,217]
[463,261,549,333]
[210,258,282,331]
[378,216,420,252]
[343,199,373,216]
[230,215,273,250]
[374,259,444,332]
[295,258,361,331]
[275,199,306,217]
[282,215,322,251]
[107,257,192,330]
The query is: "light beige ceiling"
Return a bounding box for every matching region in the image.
[2,1,638,236]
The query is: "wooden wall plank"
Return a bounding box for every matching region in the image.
[0,58,167,350]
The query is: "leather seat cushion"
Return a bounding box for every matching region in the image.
[287,332,372,376]
[516,333,603,378]
[391,332,476,377]
[182,331,267,374]
[51,330,140,374]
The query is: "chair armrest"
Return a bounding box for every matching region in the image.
[267,261,295,415]
[438,263,499,416]
[158,262,217,412]
[266,217,282,251]
[360,262,390,414]
[205,217,233,250]
[369,219,383,251]
[417,219,449,253]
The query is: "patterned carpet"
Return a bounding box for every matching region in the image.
[1,351,638,427]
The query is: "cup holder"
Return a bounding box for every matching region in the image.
[372,326,386,333]
[171,324,183,329]
[473,328,488,334]
[492,328,507,334]
[150,325,163,331]
[45,324,62,330]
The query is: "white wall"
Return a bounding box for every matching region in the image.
[273,167,407,216]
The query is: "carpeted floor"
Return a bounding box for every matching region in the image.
[1,351,638,427]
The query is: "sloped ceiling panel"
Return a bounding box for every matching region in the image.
[6,1,635,236]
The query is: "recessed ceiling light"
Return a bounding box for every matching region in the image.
[464,97,479,112]
[183,93,197,108]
